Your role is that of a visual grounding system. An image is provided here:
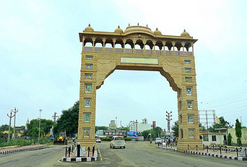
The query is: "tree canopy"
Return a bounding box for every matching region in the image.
[154,127,162,137]
[25,119,54,137]
[0,124,12,132]
[53,101,79,137]
[235,119,242,146]
[171,121,179,137]
[208,116,232,132]
[142,130,156,139]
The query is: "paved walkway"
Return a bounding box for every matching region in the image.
[157,145,247,161]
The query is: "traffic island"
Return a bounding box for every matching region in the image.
[61,143,98,162]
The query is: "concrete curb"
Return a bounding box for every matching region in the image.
[0,145,46,155]
[157,146,177,152]
[184,150,247,161]
[61,157,97,162]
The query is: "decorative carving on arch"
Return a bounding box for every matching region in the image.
[96,55,117,89]
[160,57,181,91]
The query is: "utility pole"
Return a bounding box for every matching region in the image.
[52,112,58,122]
[134,120,138,132]
[38,109,42,143]
[166,111,172,134]
[7,110,14,144]
[115,117,117,128]
[13,108,18,144]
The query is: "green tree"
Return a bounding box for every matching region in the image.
[227,133,232,146]
[199,123,206,131]
[208,116,232,132]
[142,130,151,139]
[0,124,12,132]
[235,119,242,146]
[171,121,179,138]
[53,101,79,137]
[25,119,54,137]
[142,130,156,139]
[154,127,162,137]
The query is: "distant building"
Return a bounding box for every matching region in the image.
[152,121,156,130]
[129,118,152,133]
[109,120,116,129]
[200,131,224,146]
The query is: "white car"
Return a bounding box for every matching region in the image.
[155,138,162,144]
[110,137,125,149]
[96,138,101,143]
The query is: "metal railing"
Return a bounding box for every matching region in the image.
[187,144,247,158]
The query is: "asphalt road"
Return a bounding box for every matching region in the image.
[0,142,246,167]
[0,145,64,167]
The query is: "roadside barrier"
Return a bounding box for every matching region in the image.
[187,144,247,158]
[0,145,45,155]
[62,143,98,162]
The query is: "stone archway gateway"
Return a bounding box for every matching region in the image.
[78,24,202,152]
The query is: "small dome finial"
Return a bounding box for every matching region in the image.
[181,29,190,37]
[128,23,130,27]
[146,24,148,27]
[114,25,123,34]
[84,24,94,32]
[137,22,139,26]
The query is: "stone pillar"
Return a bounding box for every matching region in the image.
[181,42,185,56]
[172,41,175,55]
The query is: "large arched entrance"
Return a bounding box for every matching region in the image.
[78,24,202,152]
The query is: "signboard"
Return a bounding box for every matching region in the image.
[121,57,158,65]
[127,131,138,136]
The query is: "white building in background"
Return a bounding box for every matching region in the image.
[129,118,152,133]
[109,120,116,129]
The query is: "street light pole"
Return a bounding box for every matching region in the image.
[38,109,42,143]
[13,108,18,144]
[7,110,14,145]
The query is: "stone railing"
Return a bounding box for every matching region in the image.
[83,47,193,56]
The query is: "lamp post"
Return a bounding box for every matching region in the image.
[7,110,14,145]
[38,109,42,143]
[13,108,18,144]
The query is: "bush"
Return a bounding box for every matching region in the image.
[124,137,132,141]
[227,133,232,146]
[101,137,112,141]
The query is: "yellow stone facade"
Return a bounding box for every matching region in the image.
[78,24,202,152]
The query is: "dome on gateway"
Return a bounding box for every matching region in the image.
[180,29,191,37]
[154,28,162,35]
[114,25,123,34]
[124,23,154,36]
[84,24,94,32]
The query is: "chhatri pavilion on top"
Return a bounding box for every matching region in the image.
[80,23,196,58]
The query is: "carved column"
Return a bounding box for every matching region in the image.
[181,42,185,56]
[172,41,176,56]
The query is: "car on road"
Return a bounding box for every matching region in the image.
[110,137,125,149]
[96,138,101,143]
[155,137,162,144]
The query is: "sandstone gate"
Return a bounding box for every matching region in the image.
[78,24,202,152]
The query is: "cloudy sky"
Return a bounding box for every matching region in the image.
[1,0,246,129]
